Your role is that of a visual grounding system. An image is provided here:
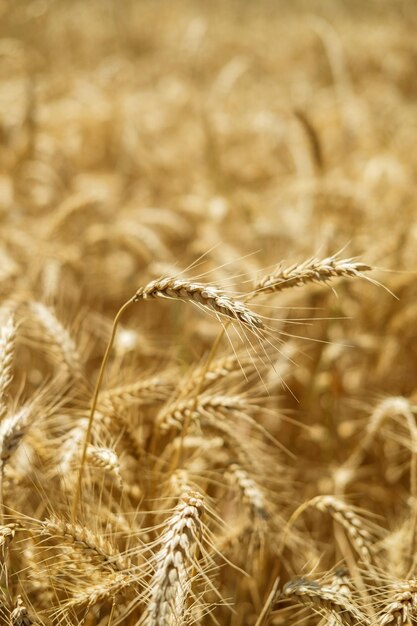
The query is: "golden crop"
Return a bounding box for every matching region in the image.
[0,1,416,624]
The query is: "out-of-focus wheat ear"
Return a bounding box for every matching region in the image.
[0,406,32,470]
[144,491,204,626]
[0,405,32,523]
[343,396,417,565]
[282,578,365,626]
[56,572,131,614]
[156,392,259,435]
[311,496,376,564]
[178,352,253,397]
[0,314,16,422]
[253,255,371,295]
[39,258,60,304]
[134,277,264,332]
[283,495,379,567]
[345,397,417,475]
[39,516,131,572]
[99,374,173,411]
[30,302,83,382]
[227,463,270,521]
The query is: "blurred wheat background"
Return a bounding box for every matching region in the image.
[1,1,417,624]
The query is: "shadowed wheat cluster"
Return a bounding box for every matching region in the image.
[0,1,417,624]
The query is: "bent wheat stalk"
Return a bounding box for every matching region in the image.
[71,296,135,520]
[72,278,262,519]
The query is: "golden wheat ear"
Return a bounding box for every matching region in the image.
[282,577,366,626]
[253,255,371,295]
[134,277,264,330]
[143,490,205,626]
[379,580,417,626]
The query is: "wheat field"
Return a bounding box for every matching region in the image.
[1,1,417,624]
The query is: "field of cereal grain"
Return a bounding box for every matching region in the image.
[1,1,417,624]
